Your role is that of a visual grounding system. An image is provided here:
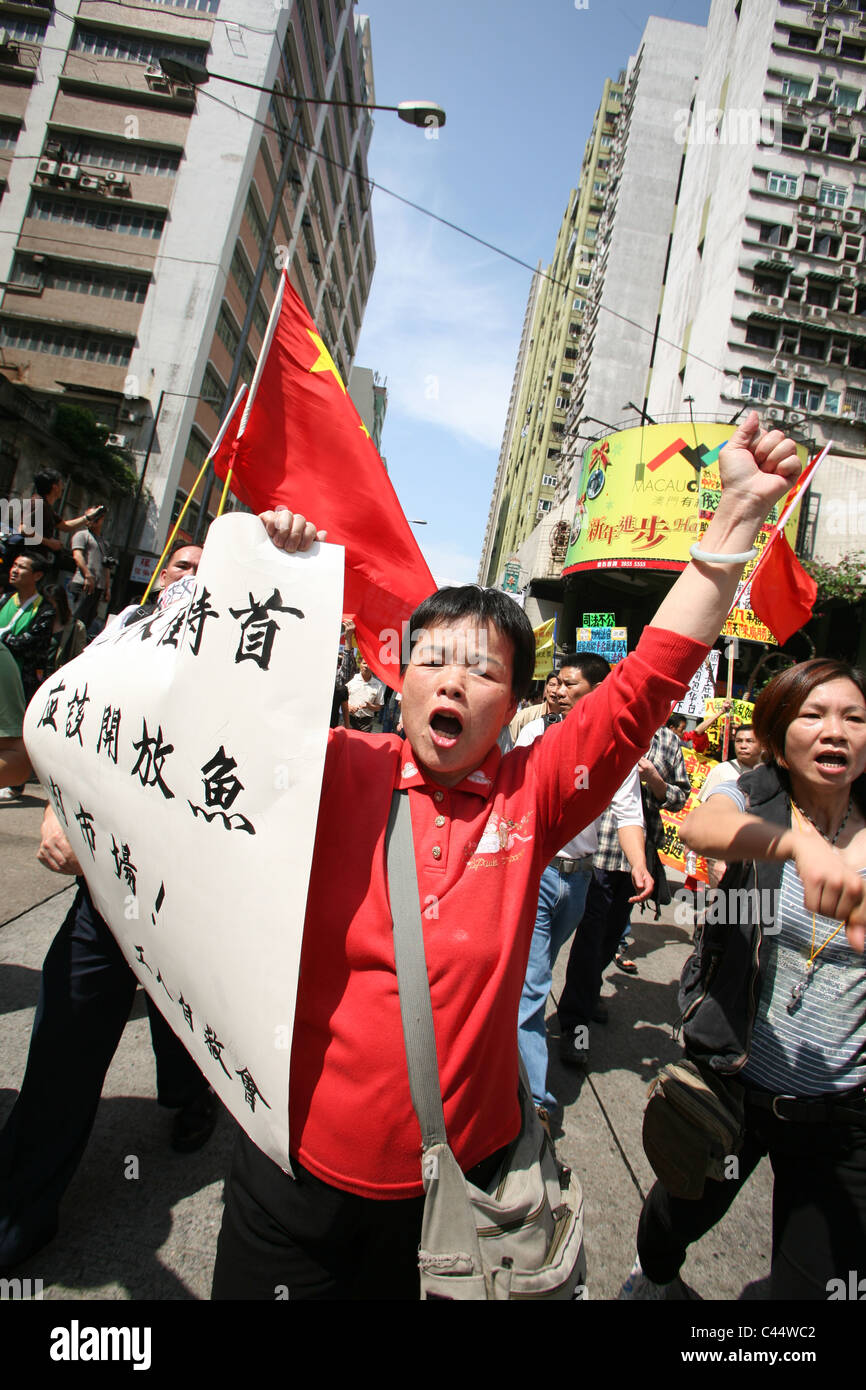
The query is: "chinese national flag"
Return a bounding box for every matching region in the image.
[749,532,817,645]
[212,272,435,686]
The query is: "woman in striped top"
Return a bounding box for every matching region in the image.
[621,658,866,1301]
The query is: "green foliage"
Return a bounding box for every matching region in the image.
[801,550,866,608]
[50,404,137,497]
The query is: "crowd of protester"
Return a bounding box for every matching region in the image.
[1,418,865,1302]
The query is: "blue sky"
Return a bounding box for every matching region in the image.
[353,0,711,584]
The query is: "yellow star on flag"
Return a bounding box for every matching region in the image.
[358,420,371,439]
[306,330,346,393]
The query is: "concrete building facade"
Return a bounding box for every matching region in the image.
[646,0,866,568]
[480,15,706,631]
[0,0,376,557]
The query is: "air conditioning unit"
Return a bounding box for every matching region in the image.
[769,250,787,262]
[843,209,860,224]
[104,172,126,186]
[58,163,80,182]
[79,176,101,191]
[107,433,127,448]
[787,98,804,111]
[774,359,791,371]
[810,305,829,318]
[841,263,857,278]
[145,65,163,77]
[798,203,816,217]
[768,296,785,308]
[798,364,812,376]
[812,1,827,14]
[144,71,171,92]
[172,83,195,99]
[766,408,783,421]
[809,124,824,138]
[837,106,853,119]
[36,159,58,177]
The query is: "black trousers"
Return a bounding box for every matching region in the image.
[0,883,206,1265]
[212,1129,508,1301]
[557,869,635,1031]
[637,1093,866,1298]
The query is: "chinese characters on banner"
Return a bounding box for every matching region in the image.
[562,423,806,580]
[701,696,755,756]
[674,649,720,720]
[24,515,344,1171]
[574,625,628,665]
[658,748,714,885]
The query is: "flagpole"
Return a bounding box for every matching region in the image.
[141,385,248,603]
[237,271,286,438]
[726,442,831,617]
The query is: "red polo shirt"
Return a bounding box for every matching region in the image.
[289,626,707,1198]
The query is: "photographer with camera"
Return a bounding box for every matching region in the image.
[67,505,109,630]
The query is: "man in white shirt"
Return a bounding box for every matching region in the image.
[515,654,653,1117]
[698,724,762,801]
[346,657,384,732]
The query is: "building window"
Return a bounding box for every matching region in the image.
[773,379,791,403]
[824,389,841,414]
[0,121,20,151]
[834,86,861,110]
[819,182,849,208]
[244,190,268,251]
[791,380,822,410]
[200,364,225,409]
[826,135,854,158]
[0,319,133,364]
[805,280,833,307]
[560,371,574,384]
[767,170,798,198]
[230,244,254,302]
[786,30,819,52]
[537,499,552,514]
[62,136,181,177]
[600,135,612,148]
[845,387,866,420]
[781,76,811,100]
[144,0,218,12]
[541,473,557,487]
[745,321,779,349]
[29,194,165,239]
[814,233,841,258]
[71,25,207,68]
[740,372,772,400]
[757,221,791,246]
[798,334,826,360]
[21,259,149,302]
[215,306,240,358]
[780,126,805,149]
[840,39,866,63]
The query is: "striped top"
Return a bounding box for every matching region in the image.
[710,782,866,1095]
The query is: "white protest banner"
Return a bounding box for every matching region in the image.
[24,514,343,1171]
[674,649,720,720]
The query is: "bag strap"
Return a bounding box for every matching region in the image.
[386,789,448,1149]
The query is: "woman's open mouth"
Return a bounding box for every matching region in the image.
[430,711,463,748]
[814,751,848,773]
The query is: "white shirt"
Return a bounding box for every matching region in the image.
[516,715,644,857]
[698,758,743,802]
[346,672,383,712]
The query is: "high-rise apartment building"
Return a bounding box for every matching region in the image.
[647,0,866,567]
[478,76,624,588]
[480,17,705,602]
[0,0,376,556]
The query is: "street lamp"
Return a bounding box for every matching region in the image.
[159,58,446,542]
[158,58,446,129]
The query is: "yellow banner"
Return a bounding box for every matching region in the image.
[532,618,556,680]
[563,423,807,580]
[702,697,755,756]
[658,748,715,885]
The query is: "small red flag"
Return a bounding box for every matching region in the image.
[749,532,817,645]
[213,272,435,686]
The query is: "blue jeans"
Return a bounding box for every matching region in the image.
[518,864,592,1108]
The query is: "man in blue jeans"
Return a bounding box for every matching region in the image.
[515,654,653,1121]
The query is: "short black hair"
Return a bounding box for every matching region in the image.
[162,539,201,569]
[733,723,753,738]
[558,652,611,688]
[33,469,62,497]
[19,549,50,576]
[667,713,687,730]
[407,586,536,700]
